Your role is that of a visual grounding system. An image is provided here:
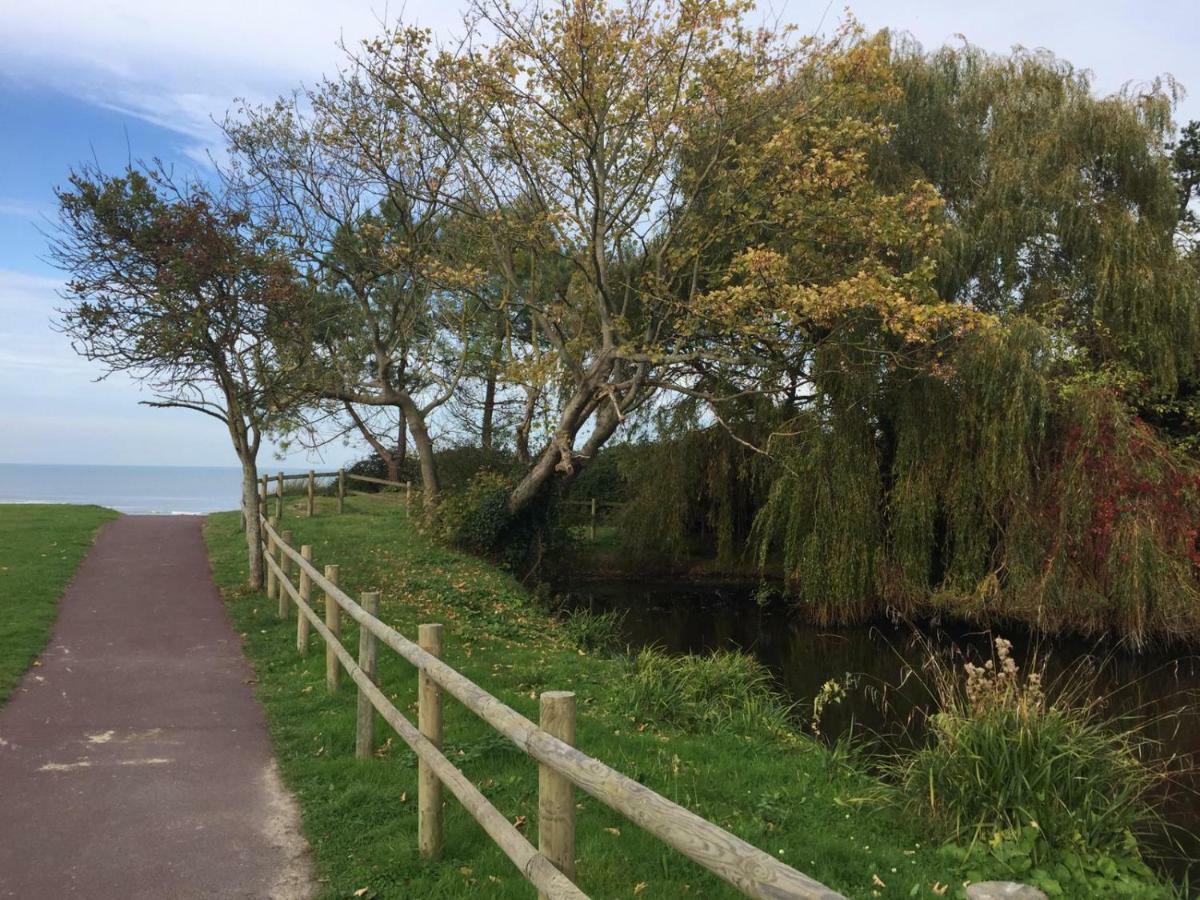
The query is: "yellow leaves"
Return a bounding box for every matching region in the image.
[687,244,993,369]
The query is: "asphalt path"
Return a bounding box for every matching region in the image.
[0,515,314,899]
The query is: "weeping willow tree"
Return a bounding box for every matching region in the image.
[624,33,1200,644]
[886,40,1199,390]
[616,411,773,566]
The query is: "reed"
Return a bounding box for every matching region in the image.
[884,636,1185,895]
[558,607,626,654]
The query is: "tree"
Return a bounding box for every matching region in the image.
[622,36,1200,643]
[1172,119,1200,226]
[50,164,309,588]
[224,73,478,505]
[359,0,957,522]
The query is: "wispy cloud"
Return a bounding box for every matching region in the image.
[0,2,460,160]
[0,268,61,299]
[0,198,48,220]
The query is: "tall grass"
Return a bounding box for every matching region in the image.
[622,647,794,735]
[885,636,1182,896]
[558,607,627,654]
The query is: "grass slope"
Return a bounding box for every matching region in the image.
[203,495,1012,899]
[0,504,117,703]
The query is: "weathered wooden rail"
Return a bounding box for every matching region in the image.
[257,514,843,899]
[259,469,413,519]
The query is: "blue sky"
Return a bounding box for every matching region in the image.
[1,1,1198,468]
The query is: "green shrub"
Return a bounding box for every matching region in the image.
[422,469,573,576]
[887,637,1174,897]
[432,446,523,490]
[569,445,631,503]
[422,469,513,552]
[622,647,792,735]
[345,445,519,494]
[345,453,417,490]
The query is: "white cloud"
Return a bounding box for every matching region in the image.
[0,1,463,159]
[3,1,1196,157]
[843,1,1200,124]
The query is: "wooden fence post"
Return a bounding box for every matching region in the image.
[307,470,316,518]
[538,691,577,895]
[337,468,346,514]
[265,517,278,601]
[276,472,284,520]
[297,545,312,655]
[324,564,341,692]
[589,498,597,542]
[418,623,444,859]
[278,530,294,619]
[259,475,267,516]
[356,591,381,758]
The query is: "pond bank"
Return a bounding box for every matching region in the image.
[203,493,1139,898]
[554,577,1200,887]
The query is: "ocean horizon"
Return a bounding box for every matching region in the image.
[0,462,280,515]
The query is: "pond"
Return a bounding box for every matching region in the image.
[558,578,1200,886]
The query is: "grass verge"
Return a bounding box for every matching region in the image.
[204,494,1097,899]
[0,503,117,704]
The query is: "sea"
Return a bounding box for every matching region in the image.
[0,463,251,515]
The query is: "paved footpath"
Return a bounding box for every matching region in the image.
[0,516,314,899]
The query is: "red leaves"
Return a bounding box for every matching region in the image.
[1047,404,1200,576]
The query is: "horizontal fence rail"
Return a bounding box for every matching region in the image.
[561,498,624,540]
[345,473,409,488]
[258,514,843,900]
[258,470,416,521]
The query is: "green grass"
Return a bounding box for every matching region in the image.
[0,503,118,703]
[205,494,1026,899]
[623,647,795,736]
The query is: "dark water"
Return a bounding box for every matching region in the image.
[560,579,1200,884]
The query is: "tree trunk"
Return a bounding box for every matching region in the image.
[240,458,264,589]
[396,405,408,465]
[481,369,496,451]
[507,360,615,515]
[396,393,440,505]
[515,387,536,464]
[560,401,622,491]
[344,400,408,481]
[508,436,569,514]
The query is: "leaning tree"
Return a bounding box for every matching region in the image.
[51,164,312,587]
[359,2,976,527]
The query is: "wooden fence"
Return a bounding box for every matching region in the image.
[259,470,610,541]
[258,469,414,520]
[257,514,843,899]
